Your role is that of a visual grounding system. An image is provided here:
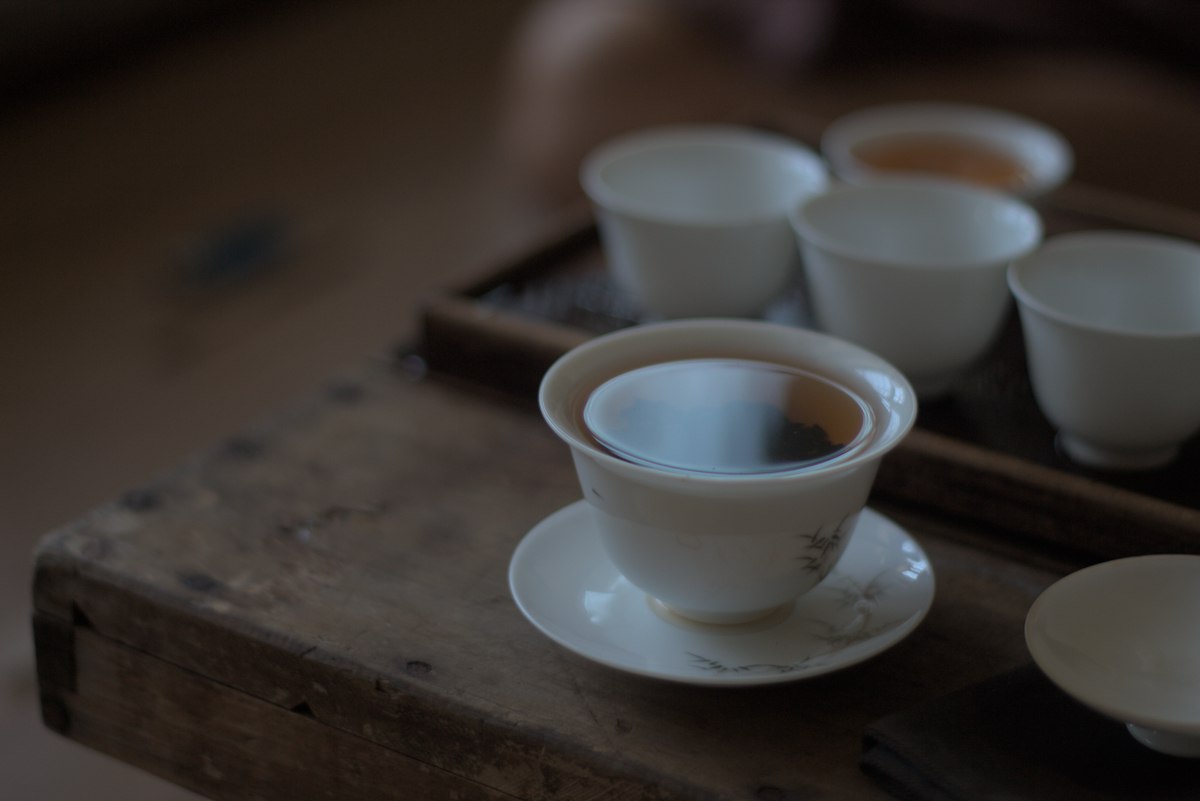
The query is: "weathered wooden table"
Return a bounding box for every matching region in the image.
[32,163,1200,799]
[34,349,1082,801]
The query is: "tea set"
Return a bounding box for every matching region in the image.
[508,103,1200,755]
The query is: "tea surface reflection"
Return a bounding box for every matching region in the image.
[583,359,871,475]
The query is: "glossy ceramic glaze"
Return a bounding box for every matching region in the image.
[581,125,828,318]
[539,319,917,624]
[790,178,1043,398]
[1026,555,1200,757]
[821,102,1073,198]
[510,501,935,685]
[1009,231,1200,470]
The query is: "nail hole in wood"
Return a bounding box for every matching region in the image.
[179,572,222,593]
[290,700,316,719]
[71,603,94,630]
[120,489,161,511]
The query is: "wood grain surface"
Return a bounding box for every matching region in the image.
[34,359,1077,800]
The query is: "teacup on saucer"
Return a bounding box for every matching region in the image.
[510,501,935,685]
[539,319,916,625]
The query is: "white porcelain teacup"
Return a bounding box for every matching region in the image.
[790,178,1043,398]
[581,125,828,319]
[1008,231,1200,470]
[539,319,917,625]
[821,102,1073,198]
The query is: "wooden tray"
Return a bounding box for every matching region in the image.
[420,187,1200,562]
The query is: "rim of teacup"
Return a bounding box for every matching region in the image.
[791,177,1043,270]
[1008,231,1200,340]
[581,358,877,476]
[539,319,917,486]
[580,124,828,227]
[821,101,1074,198]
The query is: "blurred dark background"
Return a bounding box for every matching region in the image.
[0,1,1196,797]
[0,3,540,797]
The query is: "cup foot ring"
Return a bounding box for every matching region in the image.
[1056,433,1178,471]
[647,597,793,630]
[1127,723,1200,758]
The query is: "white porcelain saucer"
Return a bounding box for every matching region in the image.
[509,501,935,686]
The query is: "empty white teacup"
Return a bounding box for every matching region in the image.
[581,125,829,319]
[1008,231,1200,470]
[539,319,917,625]
[791,178,1043,398]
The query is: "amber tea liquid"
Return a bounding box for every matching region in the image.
[582,358,871,475]
[852,133,1031,191]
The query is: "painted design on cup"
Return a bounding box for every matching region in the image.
[796,515,853,576]
[686,652,815,675]
[684,568,898,675]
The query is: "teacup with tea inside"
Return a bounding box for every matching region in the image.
[821,102,1073,198]
[583,358,873,475]
[539,319,917,624]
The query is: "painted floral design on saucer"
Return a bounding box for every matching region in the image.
[509,501,935,686]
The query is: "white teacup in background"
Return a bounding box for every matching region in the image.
[791,178,1043,398]
[1008,231,1200,471]
[821,102,1073,198]
[581,125,828,319]
[539,319,916,625]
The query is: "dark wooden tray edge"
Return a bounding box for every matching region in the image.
[420,291,1200,561]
